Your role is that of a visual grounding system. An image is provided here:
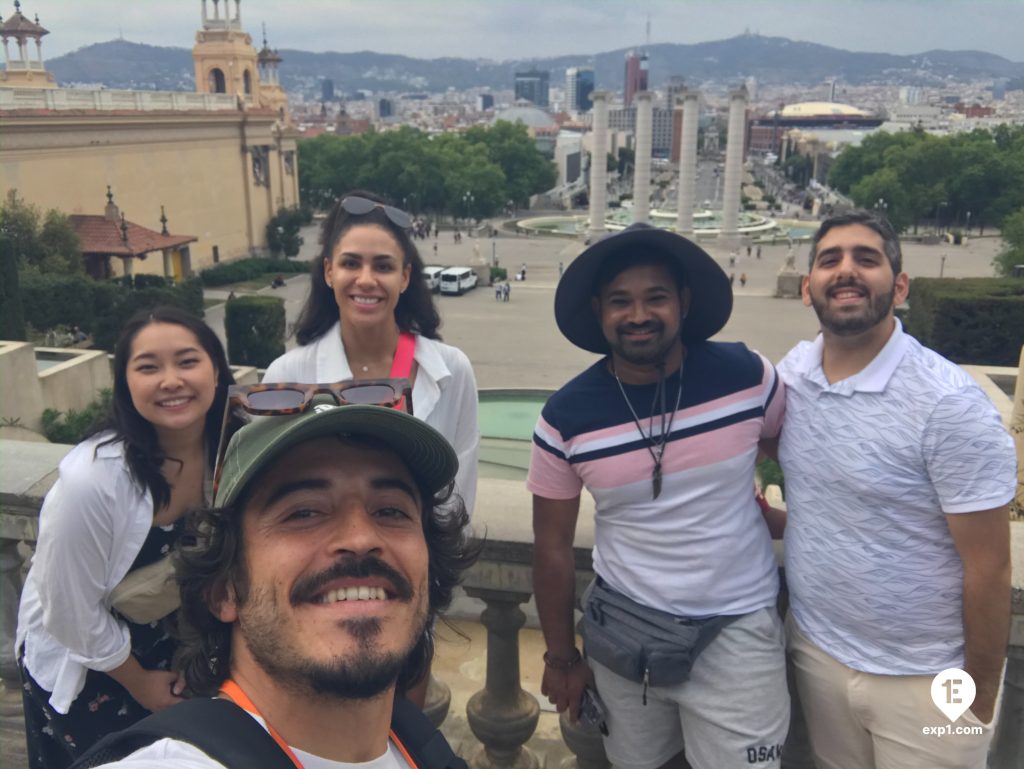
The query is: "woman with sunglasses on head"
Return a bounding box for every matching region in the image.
[264,190,479,518]
[16,306,235,769]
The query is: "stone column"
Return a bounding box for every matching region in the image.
[675,91,700,237]
[588,91,609,237]
[718,85,748,249]
[0,541,24,686]
[162,249,173,280]
[559,710,610,769]
[465,587,539,769]
[633,92,653,224]
[422,674,452,728]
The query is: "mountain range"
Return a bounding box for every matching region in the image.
[47,34,1024,97]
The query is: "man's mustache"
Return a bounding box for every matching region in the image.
[290,556,414,605]
[617,321,663,334]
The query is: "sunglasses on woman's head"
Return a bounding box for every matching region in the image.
[340,196,413,230]
[212,378,413,496]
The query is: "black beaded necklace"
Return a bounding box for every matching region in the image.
[612,361,684,500]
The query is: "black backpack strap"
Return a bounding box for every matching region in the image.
[390,697,467,769]
[73,694,466,769]
[71,698,293,769]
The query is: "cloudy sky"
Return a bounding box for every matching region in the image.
[26,1,1024,62]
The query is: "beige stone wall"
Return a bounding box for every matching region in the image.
[0,108,299,276]
[37,348,113,418]
[0,342,46,431]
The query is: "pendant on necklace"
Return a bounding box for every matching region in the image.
[360,365,369,373]
[652,462,662,499]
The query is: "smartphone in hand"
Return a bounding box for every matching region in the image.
[579,686,609,736]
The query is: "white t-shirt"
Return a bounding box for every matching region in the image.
[99,729,411,769]
[263,325,479,515]
[778,320,1016,675]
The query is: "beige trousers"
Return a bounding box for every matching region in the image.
[786,613,998,769]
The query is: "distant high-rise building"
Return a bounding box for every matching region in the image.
[377,98,393,118]
[566,66,595,113]
[664,76,686,109]
[321,78,334,101]
[514,69,550,107]
[624,51,649,107]
[477,93,495,111]
[899,86,924,105]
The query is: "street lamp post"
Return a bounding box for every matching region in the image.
[965,210,972,234]
[874,198,888,219]
[462,191,474,228]
[937,201,948,234]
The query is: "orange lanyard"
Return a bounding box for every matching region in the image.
[220,679,305,769]
[218,679,419,769]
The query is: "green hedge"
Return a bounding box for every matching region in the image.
[905,278,1024,365]
[19,272,204,351]
[225,295,285,368]
[41,389,112,444]
[199,257,309,287]
[93,278,204,351]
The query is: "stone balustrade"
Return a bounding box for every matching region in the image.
[1,443,1022,768]
[0,86,240,113]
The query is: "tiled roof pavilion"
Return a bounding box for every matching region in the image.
[68,188,197,279]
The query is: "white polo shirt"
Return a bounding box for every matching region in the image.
[777,320,1016,675]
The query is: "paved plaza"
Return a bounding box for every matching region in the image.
[205,222,1006,386]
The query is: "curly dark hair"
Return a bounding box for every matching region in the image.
[293,190,442,345]
[88,306,235,511]
[173,438,480,696]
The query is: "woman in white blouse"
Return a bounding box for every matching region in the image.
[17,306,235,768]
[263,192,479,516]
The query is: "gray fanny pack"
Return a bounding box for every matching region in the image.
[582,578,736,700]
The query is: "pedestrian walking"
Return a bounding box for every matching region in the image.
[502,282,510,302]
[740,272,748,287]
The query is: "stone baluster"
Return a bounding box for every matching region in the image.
[0,539,26,712]
[558,710,609,769]
[464,586,539,769]
[422,673,451,728]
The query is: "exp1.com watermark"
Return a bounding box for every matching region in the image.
[922,668,984,736]
[921,724,984,737]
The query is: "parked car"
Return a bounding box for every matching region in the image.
[423,265,445,292]
[439,267,478,296]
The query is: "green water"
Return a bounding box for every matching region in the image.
[477,390,550,479]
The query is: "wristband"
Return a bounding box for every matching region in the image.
[543,648,582,671]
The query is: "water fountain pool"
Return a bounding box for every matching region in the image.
[516,206,819,242]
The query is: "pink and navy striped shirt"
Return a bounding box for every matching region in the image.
[528,341,785,617]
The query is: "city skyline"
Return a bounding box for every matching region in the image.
[27,0,1024,65]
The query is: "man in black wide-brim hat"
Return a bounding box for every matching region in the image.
[528,223,790,769]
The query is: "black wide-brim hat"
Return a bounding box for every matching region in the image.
[555,223,733,353]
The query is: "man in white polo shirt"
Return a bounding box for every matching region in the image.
[774,210,1016,769]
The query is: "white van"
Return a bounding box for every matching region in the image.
[422,265,445,292]
[439,267,478,296]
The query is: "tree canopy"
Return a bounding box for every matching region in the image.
[827,125,1024,235]
[297,122,556,219]
[0,190,83,275]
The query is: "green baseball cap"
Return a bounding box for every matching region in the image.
[214,398,459,508]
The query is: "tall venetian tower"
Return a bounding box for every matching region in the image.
[192,0,259,103]
[256,24,289,123]
[0,1,56,89]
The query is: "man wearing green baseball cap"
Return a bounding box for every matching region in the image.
[80,397,477,769]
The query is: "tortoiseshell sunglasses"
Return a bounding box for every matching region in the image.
[212,378,413,496]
